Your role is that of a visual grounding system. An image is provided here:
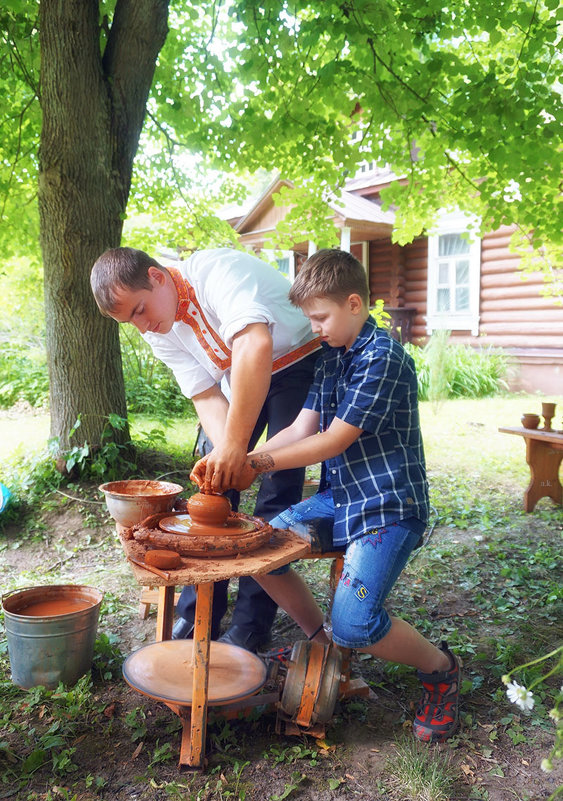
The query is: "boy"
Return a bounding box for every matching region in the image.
[90,246,320,651]
[192,248,460,742]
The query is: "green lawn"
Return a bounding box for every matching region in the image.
[1,394,561,497]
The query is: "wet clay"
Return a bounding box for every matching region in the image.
[100,479,182,497]
[187,493,231,527]
[17,598,94,616]
[158,513,256,537]
[145,549,182,569]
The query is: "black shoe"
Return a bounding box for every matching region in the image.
[218,624,267,653]
[172,618,194,640]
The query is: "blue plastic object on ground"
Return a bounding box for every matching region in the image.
[0,483,12,514]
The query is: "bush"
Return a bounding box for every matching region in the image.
[0,341,50,409]
[120,328,194,416]
[405,331,509,402]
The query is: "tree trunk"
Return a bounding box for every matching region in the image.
[38,0,168,452]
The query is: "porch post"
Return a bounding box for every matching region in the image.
[340,227,351,252]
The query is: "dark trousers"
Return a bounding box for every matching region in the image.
[176,351,318,639]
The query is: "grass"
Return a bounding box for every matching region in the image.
[385,737,457,801]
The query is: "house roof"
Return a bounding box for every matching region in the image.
[233,175,394,248]
[329,190,394,227]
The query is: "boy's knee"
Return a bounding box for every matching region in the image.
[331,606,390,649]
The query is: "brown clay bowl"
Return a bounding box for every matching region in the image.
[521,413,540,430]
[99,480,184,527]
[187,492,231,527]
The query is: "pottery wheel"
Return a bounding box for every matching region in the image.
[129,511,272,557]
[123,640,267,706]
[159,514,257,537]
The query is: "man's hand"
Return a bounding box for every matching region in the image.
[190,456,211,492]
[200,440,249,494]
[191,453,259,493]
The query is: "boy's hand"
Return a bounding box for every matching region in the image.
[229,462,259,491]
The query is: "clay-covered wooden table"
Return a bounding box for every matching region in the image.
[499,427,563,512]
[117,527,310,768]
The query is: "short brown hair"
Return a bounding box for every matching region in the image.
[90,247,165,315]
[288,249,369,307]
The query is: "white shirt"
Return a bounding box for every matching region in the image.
[143,248,318,398]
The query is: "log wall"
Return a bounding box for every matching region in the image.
[366,226,563,393]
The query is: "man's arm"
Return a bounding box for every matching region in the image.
[191,385,230,448]
[197,322,273,492]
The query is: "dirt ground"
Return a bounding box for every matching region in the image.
[1,490,562,801]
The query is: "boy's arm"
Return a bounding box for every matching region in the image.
[248,416,362,476]
[253,407,320,453]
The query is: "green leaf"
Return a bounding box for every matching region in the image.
[21,748,47,774]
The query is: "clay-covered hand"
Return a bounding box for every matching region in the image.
[201,441,249,494]
[229,461,259,491]
[190,456,212,493]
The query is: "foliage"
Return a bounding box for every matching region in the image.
[502,647,563,781]
[2,1,561,268]
[405,331,509,401]
[0,340,49,409]
[48,415,137,481]
[152,0,563,269]
[369,299,391,329]
[120,327,194,416]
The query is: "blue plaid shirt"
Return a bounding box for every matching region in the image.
[304,316,429,546]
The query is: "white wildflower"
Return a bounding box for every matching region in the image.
[506,681,535,712]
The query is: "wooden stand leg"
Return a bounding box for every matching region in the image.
[524,439,563,512]
[178,707,193,769]
[187,582,213,769]
[156,586,176,642]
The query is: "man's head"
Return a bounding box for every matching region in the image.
[289,249,370,350]
[90,247,178,335]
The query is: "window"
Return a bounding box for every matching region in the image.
[426,212,481,335]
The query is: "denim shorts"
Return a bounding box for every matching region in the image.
[269,493,423,649]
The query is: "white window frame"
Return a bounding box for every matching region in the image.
[261,249,296,282]
[426,211,481,336]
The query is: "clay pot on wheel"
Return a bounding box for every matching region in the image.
[187,493,231,527]
[521,413,540,430]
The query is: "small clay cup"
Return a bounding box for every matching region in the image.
[521,413,540,430]
[187,493,231,527]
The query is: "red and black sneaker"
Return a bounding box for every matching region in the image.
[413,641,461,742]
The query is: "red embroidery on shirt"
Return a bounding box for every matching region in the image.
[167,265,321,374]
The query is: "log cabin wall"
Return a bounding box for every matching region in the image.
[402,237,428,344]
[368,239,394,304]
[365,226,562,394]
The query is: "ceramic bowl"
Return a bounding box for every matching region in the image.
[521,413,540,430]
[99,480,184,527]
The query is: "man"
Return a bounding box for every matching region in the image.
[90,246,320,650]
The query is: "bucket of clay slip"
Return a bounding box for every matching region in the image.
[2,585,104,690]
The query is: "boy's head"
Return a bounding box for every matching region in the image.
[90,247,177,335]
[288,249,370,308]
[289,249,370,350]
